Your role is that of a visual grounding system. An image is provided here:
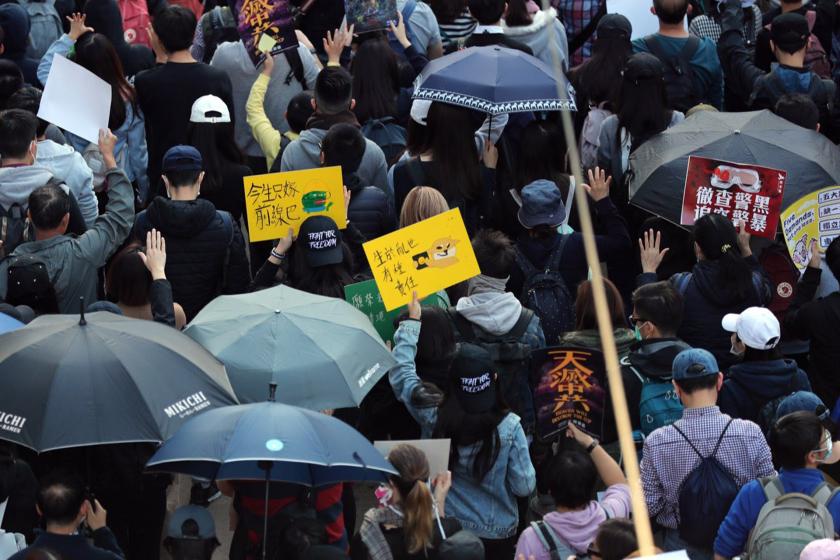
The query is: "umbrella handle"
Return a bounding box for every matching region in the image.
[261,461,272,560]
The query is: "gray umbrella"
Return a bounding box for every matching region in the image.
[0,311,238,452]
[628,110,840,225]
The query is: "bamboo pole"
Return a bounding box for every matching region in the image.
[541,5,656,555]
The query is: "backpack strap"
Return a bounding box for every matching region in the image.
[711,418,735,458]
[805,9,817,33]
[545,235,572,274]
[530,521,566,560]
[447,306,478,342]
[671,422,705,461]
[508,308,535,340]
[405,158,426,189]
[672,272,692,296]
[514,247,539,278]
[759,476,785,502]
[217,210,234,292]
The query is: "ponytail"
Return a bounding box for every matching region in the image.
[402,480,435,554]
[716,248,753,299]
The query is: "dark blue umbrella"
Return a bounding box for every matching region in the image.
[146,385,397,560]
[412,46,575,115]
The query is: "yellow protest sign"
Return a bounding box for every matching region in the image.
[780,186,840,269]
[363,208,480,311]
[243,166,346,242]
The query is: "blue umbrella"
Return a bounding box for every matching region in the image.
[0,313,23,335]
[146,385,397,559]
[412,46,575,115]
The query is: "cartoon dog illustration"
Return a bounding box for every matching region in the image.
[412,237,460,270]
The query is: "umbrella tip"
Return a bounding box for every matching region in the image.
[79,297,86,326]
[268,383,277,402]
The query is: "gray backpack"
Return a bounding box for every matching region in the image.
[20,0,62,60]
[530,505,609,560]
[745,477,838,560]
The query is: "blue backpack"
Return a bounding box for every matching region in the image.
[388,0,419,57]
[514,236,575,344]
[361,117,407,166]
[623,358,683,437]
[673,419,740,548]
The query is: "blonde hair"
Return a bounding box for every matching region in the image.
[388,444,434,554]
[399,186,449,228]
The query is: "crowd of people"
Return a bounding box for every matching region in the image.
[1,0,840,559]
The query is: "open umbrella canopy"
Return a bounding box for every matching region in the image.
[184,285,396,408]
[146,398,397,485]
[629,110,840,225]
[412,46,575,115]
[0,311,238,452]
[0,312,23,335]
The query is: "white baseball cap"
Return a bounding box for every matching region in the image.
[721,307,780,350]
[410,99,432,126]
[190,95,231,124]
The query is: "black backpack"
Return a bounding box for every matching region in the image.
[643,35,702,113]
[514,236,575,345]
[200,6,239,63]
[449,307,535,427]
[673,418,740,548]
[361,117,407,166]
[0,176,64,258]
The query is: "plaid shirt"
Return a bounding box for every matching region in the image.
[640,406,775,530]
[556,0,602,65]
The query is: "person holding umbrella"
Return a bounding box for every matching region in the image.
[389,293,536,558]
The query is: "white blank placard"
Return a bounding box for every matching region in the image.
[38,55,111,145]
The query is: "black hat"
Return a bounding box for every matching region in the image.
[597,13,632,38]
[623,52,666,83]
[298,216,344,268]
[770,13,809,53]
[162,145,203,173]
[450,343,496,414]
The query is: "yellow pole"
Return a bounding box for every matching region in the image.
[541,5,656,555]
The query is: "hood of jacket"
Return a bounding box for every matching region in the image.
[774,65,813,94]
[36,140,82,179]
[560,328,636,354]
[502,8,556,42]
[0,165,56,208]
[0,4,30,57]
[691,260,753,306]
[626,338,692,379]
[542,503,605,552]
[455,291,523,335]
[296,128,330,163]
[83,0,129,47]
[146,197,218,238]
[727,358,804,400]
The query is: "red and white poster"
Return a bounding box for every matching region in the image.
[680,156,786,239]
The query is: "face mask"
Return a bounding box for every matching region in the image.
[375,484,393,508]
[816,431,833,463]
[634,324,643,341]
[730,342,744,358]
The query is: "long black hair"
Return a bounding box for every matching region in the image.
[693,213,754,299]
[569,27,632,107]
[290,242,355,299]
[515,119,569,196]
[415,103,482,202]
[504,0,532,27]
[73,32,135,130]
[615,55,673,147]
[350,37,399,124]
[186,120,243,194]
[432,366,509,481]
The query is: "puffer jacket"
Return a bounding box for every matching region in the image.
[347,175,396,245]
[133,197,250,320]
[718,359,811,425]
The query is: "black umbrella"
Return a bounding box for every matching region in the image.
[628,110,840,225]
[0,309,238,452]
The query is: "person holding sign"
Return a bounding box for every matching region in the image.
[133,145,250,320]
[389,293,536,558]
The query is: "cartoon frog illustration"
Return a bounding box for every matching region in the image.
[301,191,333,214]
[412,237,460,270]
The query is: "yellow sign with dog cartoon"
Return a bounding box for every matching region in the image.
[363,208,480,311]
[242,166,346,242]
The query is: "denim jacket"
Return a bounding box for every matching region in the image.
[389,320,537,539]
[38,35,150,200]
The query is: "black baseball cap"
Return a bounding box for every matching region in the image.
[450,343,496,414]
[597,14,632,38]
[298,216,344,268]
[770,13,809,53]
[623,52,666,83]
[162,145,203,173]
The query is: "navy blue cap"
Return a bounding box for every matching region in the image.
[776,391,828,420]
[518,179,566,228]
[672,348,719,381]
[162,145,203,173]
[298,216,343,268]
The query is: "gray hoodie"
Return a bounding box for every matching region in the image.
[35,140,97,227]
[502,9,569,71]
[456,291,525,335]
[280,127,390,193]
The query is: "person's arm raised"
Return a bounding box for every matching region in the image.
[567,423,627,487]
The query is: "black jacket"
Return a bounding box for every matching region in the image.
[0,3,40,86]
[718,358,811,425]
[133,197,250,320]
[755,2,836,73]
[10,529,124,560]
[639,255,772,370]
[347,176,396,249]
[0,450,37,543]
[83,0,155,78]
[784,266,840,408]
[464,31,534,55]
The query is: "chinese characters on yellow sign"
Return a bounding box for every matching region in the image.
[362,208,480,311]
[781,186,840,269]
[242,166,346,242]
[533,347,607,439]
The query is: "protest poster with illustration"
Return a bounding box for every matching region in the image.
[345,279,448,344]
[243,166,346,242]
[236,0,299,65]
[533,347,607,441]
[680,156,786,239]
[363,208,480,311]
[780,186,840,269]
[345,0,397,33]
